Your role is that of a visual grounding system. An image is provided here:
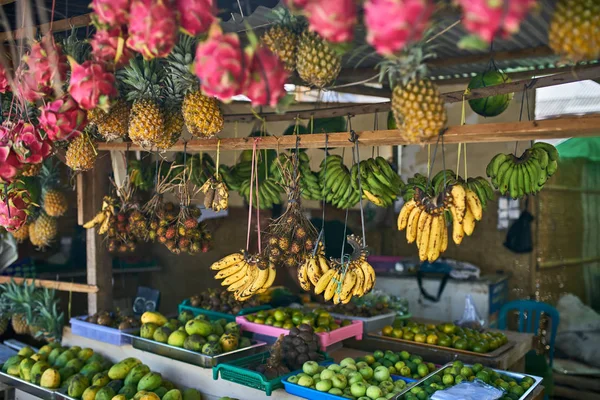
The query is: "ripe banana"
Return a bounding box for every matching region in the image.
[339,270,357,303]
[418,213,432,262]
[426,215,442,262]
[440,219,448,252]
[211,252,244,270]
[215,261,246,280]
[397,199,416,230]
[405,206,422,243]
[315,268,336,295]
[298,260,311,291]
[306,256,322,287]
[465,189,483,221]
[450,184,467,221]
[463,208,476,236]
[323,271,340,301]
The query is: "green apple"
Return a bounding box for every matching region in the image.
[358,397,371,400]
[379,380,394,392]
[351,382,367,397]
[297,376,314,387]
[303,361,320,375]
[317,366,326,373]
[359,366,374,380]
[394,379,407,391]
[349,374,364,385]
[320,369,335,380]
[366,385,383,399]
[316,379,332,392]
[374,366,391,382]
[328,388,343,395]
[386,393,396,399]
[394,361,406,370]
[287,375,299,384]
[341,366,357,376]
[332,373,348,389]
[328,364,342,372]
[356,361,369,370]
[340,357,356,368]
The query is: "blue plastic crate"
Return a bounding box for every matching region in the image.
[70,316,137,346]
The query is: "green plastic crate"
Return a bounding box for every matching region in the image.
[178,299,271,322]
[212,351,332,396]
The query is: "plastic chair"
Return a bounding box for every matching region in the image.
[497,300,560,367]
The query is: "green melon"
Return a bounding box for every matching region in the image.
[468,70,513,117]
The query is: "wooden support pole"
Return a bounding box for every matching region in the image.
[96,115,600,152]
[79,154,113,314]
[0,277,98,293]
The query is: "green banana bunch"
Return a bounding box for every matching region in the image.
[185,153,216,188]
[431,169,458,196]
[403,173,430,201]
[487,142,559,199]
[319,154,361,209]
[464,177,495,209]
[271,152,322,201]
[352,157,404,207]
[128,159,155,191]
[238,177,282,209]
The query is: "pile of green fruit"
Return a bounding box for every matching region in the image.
[381,320,508,353]
[399,360,536,400]
[245,308,351,333]
[286,358,409,400]
[1,345,204,400]
[139,311,251,356]
[355,350,437,380]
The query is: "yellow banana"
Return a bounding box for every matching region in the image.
[306,257,322,287]
[416,209,430,246]
[358,260,375,293]
[211,252,244,270]
[333,290,341,304]
[238,264,259,297]
[363,190,384,206]
[83,212,105,229]
[397,200,416,230]
[427,215,442,262]
[317,256,330,274]
[227,263,252,292]
[440,218,448,252]
[256,265,276,294]
[220,262,248,285]
[406,206,422,243]
[248,266,270,294]
[214,261,245,279]
[450,205,464,245]
[463,208,476,236]
[451,184,466,222]
[466,189,483,221]
[340,270,357,303]
[98,214,112,235]
[314,268,336,295]
[323,271,340,301]
[418,214,432,262]
[352,263,365,297]
[297,260,311,291]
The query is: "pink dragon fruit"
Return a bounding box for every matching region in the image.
[284,0,312,10]
[194,23,249,102]
[90,27,135,69]
[364,0,435,56]
[39,96,88,142]
[0,64,9,93]
[0,125,21,183]
[456,0,537,43]
[305,0,357,43]
[0,188,31,232]
[17,35,68,102]
[12,122,52,165]
[243,46,289,107]
[68,58,117,111]
[176,0,215,36]
[91,0,131,28]
[126,0,178,59]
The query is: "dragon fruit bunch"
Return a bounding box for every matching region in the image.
[39,96,88,142]
[0,122,52,184]
[0,186,33,232]
[68,57,118,112]
[284,0,357,43]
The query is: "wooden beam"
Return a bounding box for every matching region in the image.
[97,115,600,151]
[0,0,17,5]
[0,13,92,42]
[0,277,98,293]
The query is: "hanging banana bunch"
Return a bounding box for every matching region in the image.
[351,157,404,207]
[199,143,229,212]
[211,252,276,301]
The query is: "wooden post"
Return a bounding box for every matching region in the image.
[79,154,113,314]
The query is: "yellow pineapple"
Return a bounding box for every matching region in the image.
[33,212,58,248]
[10,223,30,243]
[43,189,67,217]
[96,99,131,141]
[65,132,97,171]
[29,221,42,247]
[87,107,107,126]
[548,0,600,62]
[156,77,184,150]
[296,30,342,88]
[129,99,164,148]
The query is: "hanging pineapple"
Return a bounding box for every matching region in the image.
[380,42,447,143]
[296,30,342,88]
[94,99,131,141]
[262,9,301,72]
[65,131,97,172]
[166,35,224,138]
[40,162,67,218]
[32,212,58,249]
[158,77,185,150]
[10,223,30,243]
[1,280,36,336]
[548,0,600,62]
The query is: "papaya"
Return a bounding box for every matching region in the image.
[162,389,182,400]
[55,350,76,368]
[7,364,20,377]
[80,362,103,379]
[140,312,167,326]
[82,385,102,400]
[108,358,142,380]
[48,347,66,365]
[107,379,124,393]
[140,323,159,340]
[112,396,128,400]
[18,347,35,358]
[19,358,36,381]
[118,385,138,399]
[78,348,95,362]
[66,358,85,371]
[124,364,151,387]
[153,387,168,398]
[40,368,62,389]
[30,361,50,384]
[182,388,202,400]
[59,366,77,382]
[95,386,116,400]
[92,371,111,387]
[137,372,163,391]
[139,393,160,400]
[67,375,90,399]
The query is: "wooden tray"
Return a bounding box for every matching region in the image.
[367,332,515,358]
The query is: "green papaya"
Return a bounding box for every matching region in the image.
[95,386,116,400]
[67,374,90,399]
[137,372,163,392]
[124,364,151,387]
[118,385,138,400]
[182,388,202,400]
[92,371,111,387]
[153,387,168,399]
[108,358,142,380]
[162,389,182,400]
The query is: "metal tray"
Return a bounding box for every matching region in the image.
[367,332,515,358]
[0,370,61,400]
[328,312,396,334]
[129,335,267,368]
[393,362,543,400]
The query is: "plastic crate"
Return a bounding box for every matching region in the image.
[235,316,363,351]
[178,299,271,322]
[212,352,332,396]
[70,316,137,346]
[328,312,395,334]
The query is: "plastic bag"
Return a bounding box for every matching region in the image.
[504,205,534,253]
[431,381,504,400]
[455,294,485,330]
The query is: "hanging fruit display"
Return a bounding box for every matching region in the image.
[199,175,229,212]
[211,252,277,301]
[65,131,98,172]
[296,30,342,88]
[261,9,301,72]
[486,142,559,199]
[271,152,322,201]
[352,157,404,207]
[468,69,514,117]
[318,155,360,209]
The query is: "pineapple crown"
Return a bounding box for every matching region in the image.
[62,28,91,65]
[166,34,200,95]
[267,7,306,34]
[39,159,63,192]
[119,56,166,103]
[377,34,437,88]
[1,280,37,320]
[32,287,64,342]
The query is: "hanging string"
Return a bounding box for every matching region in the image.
[427,144,431,179]
[215,139,221,179]
[464,143,468,179]
[246,139,258,252]
[254,139,262,253]
[350,130,367,248]
[313,133,329,257]
[456,143,462,177]
[154,151,159,187]
[50,0,57,31]
[427,131,445,187]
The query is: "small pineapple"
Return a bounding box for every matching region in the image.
[296,30,342,88]
[40,161,68,217]
[31,288,64,343]
[167,35,224,138]
[2,280,36,336]
[262,9,301,72]
[33,212,58,249]
[10,223,30,243]
[65,132,97,171]
[157,77,184,150]
[29,221,42,247]
[548,0,600,62]
[96,99,131,141]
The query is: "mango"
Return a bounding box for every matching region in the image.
[167,330,188,348]
[133,391,149,400]
[206,334,219,343]
[112,396,128,400]
[108,358,142,380]
[107,379,124,393]
[7,364,20,377]
[211,323,224,337]
[162,389,182,400]
[140,323,159,340]
[163,323,179,332]
[92,372,111,387]
[224,322,240,335]
[55,350,76,368]
[95,386,116,400]
[82,386,102,400]
[140,312,167,326]
[78,348,95,362]
[182,389,202,400]
[31,353,48,362]
[161,381,175,391]
[18,347,34,358]
[119,385,138,399]
[70,346,82,354]
[124,364,151,387]
[139,394,160,400]
[80,362,103,379]
[184,320,212,337]
[168,319,181,328]
[40,368,61,389]
[30,361,50,384]
[86,354,105,365]
[219,334,238,353]
[153,327,172,344]
[59,366,77,382]
[137,372,162,392]
[239,337,251,348]
[38,344,54,355]
[200,343,221,356]
[2,355,23,372]
[67,375,90,398]
[48,347,66,365]
[19,358,36,381]
[177,311,194,325]
[153,387,168,398]
[183,335,206,352]
[66,358,85,371]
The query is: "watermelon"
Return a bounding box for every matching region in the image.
[468,70,513,117]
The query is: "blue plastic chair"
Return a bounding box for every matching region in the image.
[497,300,560,367]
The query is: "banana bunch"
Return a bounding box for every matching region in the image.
[313,256,376,304]
[487,142,559,199]
[83,196,118,234]
[464,177,495,209]
[186,153,216,188]
[319,155,361,209]
[297,247,330,291]
[446,183,482,246]
[211,252,277,302]
[271,153,322,201]
[238,177,282,209]
[351,157,404,207]
[402,173,429,202]
[221,161,252,192]
[200,176,229,212]
[128,160,154,191]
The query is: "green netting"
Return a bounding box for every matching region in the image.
[556,137,600,161]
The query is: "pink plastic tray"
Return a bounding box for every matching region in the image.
[235,316,363,351]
